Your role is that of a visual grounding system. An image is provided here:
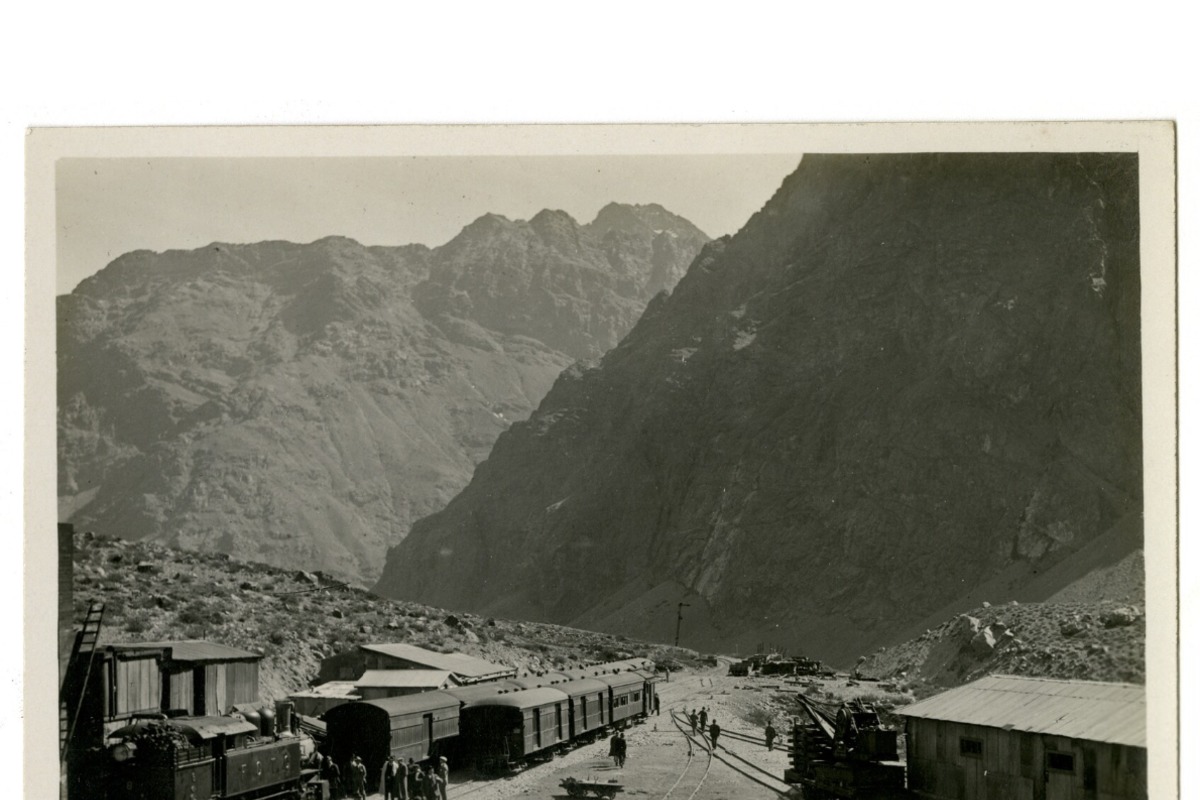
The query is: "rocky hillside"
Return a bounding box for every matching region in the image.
[376,154,1142,665]
[70,530,706,704]
[857,599,1145,689]
[59,205,708,583]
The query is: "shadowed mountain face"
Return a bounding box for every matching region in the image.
[58,204,708,583]
[375,154,1142,664]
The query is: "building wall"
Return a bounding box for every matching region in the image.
[906,718,1147,800]
[109,655,161,717]
[318,651,369,683]
[58,523,74,686]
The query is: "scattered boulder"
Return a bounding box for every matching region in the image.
[1101,606,1140,628]
[239,581,258,591]
[136,562,159,574]
[331,609,345,619]
[295,570,319,585]
[969,627,997,656]
[1060,616,1087,637]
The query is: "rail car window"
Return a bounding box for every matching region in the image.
[1047,752,1075,773]
[633,692,641,702]
[959,738,983,757]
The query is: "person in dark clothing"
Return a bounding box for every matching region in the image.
[437,757,449,800]
[407,759,418,800]
[699,707,708,730]
[616,732,627,767]
[382,755,400,800]
[609,730,620,766]
[688,709,698,734]
[765,722,777,751]
[412,763,427,800]
[709,720,721,750]
[653,696,660,715]
[426,764,443,800]
[325,757,342,799]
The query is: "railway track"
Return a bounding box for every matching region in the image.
[668,712,793,798]
[663,712,714,800]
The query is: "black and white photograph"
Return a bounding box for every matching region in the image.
[25,123,1176,800]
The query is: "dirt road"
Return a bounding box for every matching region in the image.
[361,662,796,800]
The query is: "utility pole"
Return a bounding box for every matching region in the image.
[674,602,690,647]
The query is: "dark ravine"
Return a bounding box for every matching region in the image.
[376,153,1143,665]
[58,204,708,584]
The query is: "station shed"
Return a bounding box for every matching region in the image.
[288,680,361,717]
[317,642,515,685]
[897,674,1146,800]
[355,669,458,700]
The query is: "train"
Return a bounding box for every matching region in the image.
[87,660,658,800]
[325,663,659,791]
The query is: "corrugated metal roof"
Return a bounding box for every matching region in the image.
[360,643,512,678]
[289,681,361,699]
[896,675,1146,748]
[112,640,260,663]
[356,670,453,689]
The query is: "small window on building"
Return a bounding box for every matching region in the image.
[960,737,983,757]
[1047,752,1075,773]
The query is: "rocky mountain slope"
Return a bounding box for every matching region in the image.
[70,530,704,703]
[858,599,1145,689]
[59,204,708,583]
[376,154,1143,665]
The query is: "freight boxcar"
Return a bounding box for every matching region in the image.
[450,686,571,771]
[323,691,460,791]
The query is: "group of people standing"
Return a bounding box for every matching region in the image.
[686,707,720,750]
[318,752,448,800]
[607,730,628,768]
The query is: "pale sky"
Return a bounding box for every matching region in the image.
[56,155,802,295]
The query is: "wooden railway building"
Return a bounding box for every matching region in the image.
[96,640,262,732]
[897,675,1146,800]
[317,642,515,685]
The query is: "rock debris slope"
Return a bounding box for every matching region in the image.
[376,154,1142,665]
[59,205,708,583]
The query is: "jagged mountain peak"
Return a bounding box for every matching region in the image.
[589,201,708,239]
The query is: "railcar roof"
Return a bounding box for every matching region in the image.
[325,690,461,719]
[453,686,570,709]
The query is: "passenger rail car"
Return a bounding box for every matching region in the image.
[561,677,611,740]
[595,673,646,729]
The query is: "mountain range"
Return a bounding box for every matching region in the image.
[58,203,709,583]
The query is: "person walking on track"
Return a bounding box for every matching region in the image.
[765,721,777,751]
[709,720,721,750]
[689,709,698,734]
